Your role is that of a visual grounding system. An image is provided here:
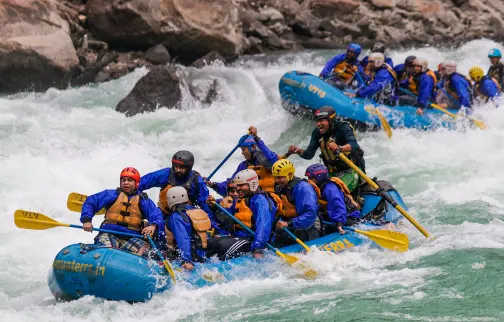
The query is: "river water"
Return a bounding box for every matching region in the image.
[1,39,503,321]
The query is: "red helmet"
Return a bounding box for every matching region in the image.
[120,167,140,187]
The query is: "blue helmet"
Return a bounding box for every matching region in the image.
[238,135,256,154]
[305,163,329,184]
[488,48,502,58]
[347,43,362,57]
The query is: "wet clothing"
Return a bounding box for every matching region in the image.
[214,138,279,197]
[207,236,252,261]
[299,122,365,177]
[80,189,163,235]
[94,233,147,253]
[401,70,436,109]
[444,73,473,109]
[356,63,398,105]
[473,76,500,101]
[394,63,410,82]
[320,53,362,86]
[318,180,361,227]
[275,178,319,230]
[487,62,504,91]
[360,56,394,68]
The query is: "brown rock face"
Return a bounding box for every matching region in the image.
[87,0,245,61]
[0,0,79,93]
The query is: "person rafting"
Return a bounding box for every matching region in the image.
[399,57,437,115]
[206,126,279,196]
[287,106,365,194]
[319,43,364,89]
[440,60,473,111]
[80,167,163,256]
[164,186,212,271]
[138,150,220,230]
[469,66,500,103]
[271,159,320,247]
[394,55,416,82]
[487,48,504,91]
[360,42,394,76]
[347,52,399,106]
[305,164,361,235]
[206,180,239,234]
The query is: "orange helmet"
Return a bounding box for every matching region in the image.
[120,167,141,187]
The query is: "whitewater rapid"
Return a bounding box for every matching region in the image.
[1,39,504,321]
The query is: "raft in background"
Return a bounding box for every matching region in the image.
[279,71,459,130]
[48,181,407,302]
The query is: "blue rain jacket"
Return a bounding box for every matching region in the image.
[356,65,396,100]
[446,73,472,108]
[476,76,500,99]
[166,205,201,264]
[214,139,278,197]
[321,182,361,225]
[80,189,164,234]
[400,72,435,109]
[394,63,408,81]
[319,53,360,78]
[290,180,319,230]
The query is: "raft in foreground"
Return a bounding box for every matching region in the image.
[279,70,459,130]
[48,181,407,302]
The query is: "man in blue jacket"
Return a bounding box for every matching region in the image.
[164,186,211,271]
[400,57,437,115]
[271,159,320,247]
[348,52,398,106]
[206,126,279,196]
[81,167,164,255]
[394,55,416,82]
[441,60,473,111]
[469,66,500,103]
[305,164,361,234]
[319,43,364,89]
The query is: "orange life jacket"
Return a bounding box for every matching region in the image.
[307,178,360,213]
[234,191,283,229]
[165,208,211,248]
[158,170,200,214]
[247,165,275,193]
[331,61,358,83]
[103,191,143,231]
[408,69,437,95]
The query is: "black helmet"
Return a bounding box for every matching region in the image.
[314,106,337,121]
[172,150,194,169]
[405,55,416,67]
[371,42,385,53]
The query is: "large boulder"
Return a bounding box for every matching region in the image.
[0,0,79,93]
[87,0,245,62]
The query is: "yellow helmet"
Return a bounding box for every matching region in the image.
[469,66,484,82]
[272,159,295,178]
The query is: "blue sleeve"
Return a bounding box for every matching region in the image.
[356,69,391,98]
[385,57,394,68]
[291,181,318,230]
[138,168,170,191]
[256,139,279,167]
[399,77,409,88]
[214,161,247,197]
[322,184,347,225]
[394,64,404,75]
[453,76,471,108]
[360,56,369,67]
[299,128,320,160]
[249,195,275,251]
[80,190,117,223]
[168,212,193,264]
[481,79,499,98]
[140,198,164,229]
[417,73,435,109]
[320,54,346,78]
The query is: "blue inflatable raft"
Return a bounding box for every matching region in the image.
[48,181,407,302]
[279,71,459,130]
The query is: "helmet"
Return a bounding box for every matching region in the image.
[166,186,189,210]
[412,57,428,72]
[369,52,385,67]
[443,60,457,75]
[347,43,362,57]
[469,66,484,82]
[272,159,295,178]
[488,48,502,58]
[371,42,385,53]
[120,167,140,187]
[305,163,329,185]
[227,179,237,191]
[405,55,416,67]
[238,135,256,148]
[314,106,336,121]
[172,150,194,169]
[232,169,259,192]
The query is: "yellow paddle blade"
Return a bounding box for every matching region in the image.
[14,210,68,230]
[162,260,177,284]
[275,250,318,279]
[467,116,488,130]
[375,107,393,139]
[353,228,409,253]
[67,192,105,215]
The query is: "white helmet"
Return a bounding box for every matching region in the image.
[443,60,457,75]
[232,169,259,192]
[413,57,428,72]
[166,186,189,210]
[369,52,385,67]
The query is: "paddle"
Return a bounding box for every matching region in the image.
[364,105,393,139]
[67,192,105,215]
[321,221,408,252]
[281,226,311,252]
[207,134,250,181]
[14,210,177,283]
[399,88,487,130]
[336,153,431,238]
[213,203,317,279]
